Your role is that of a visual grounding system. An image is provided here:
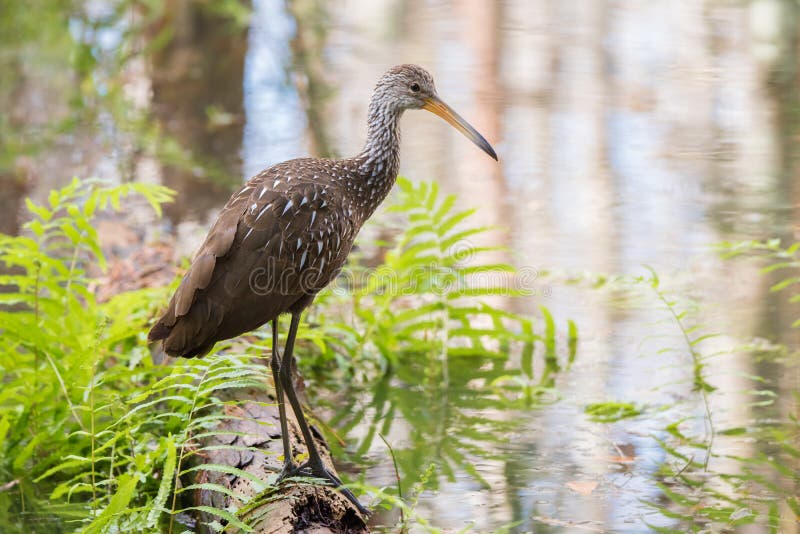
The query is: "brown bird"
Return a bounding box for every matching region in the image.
[149,64,497,515]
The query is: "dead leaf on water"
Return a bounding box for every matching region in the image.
[565,480,599,495]
[607,455,636,463]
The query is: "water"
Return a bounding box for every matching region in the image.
[3,0,798,531]
[295,3,798,530]
[243,0,307,176]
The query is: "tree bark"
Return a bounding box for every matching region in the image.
[189,390,369,534]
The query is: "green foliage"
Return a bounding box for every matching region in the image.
[717,239,800,327]
[302,178,576,501]
[0,179,268,533]
[640,266,717,471]
[0,177,578,533]
[630,267,797,531]
[584,401,643,423]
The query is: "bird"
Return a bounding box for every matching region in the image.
[148,64,497,516]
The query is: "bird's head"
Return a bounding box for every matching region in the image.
[373,64,498,161]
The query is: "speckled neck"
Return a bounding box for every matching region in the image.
[359,97,402,177]
[348,95,403,220]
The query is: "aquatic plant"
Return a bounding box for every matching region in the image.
[577,265,799,532]
[302,178,576,505]
[0,178,575,532]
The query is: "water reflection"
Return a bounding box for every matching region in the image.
[318,1,799,531]
[148,2,248,222]
[2,0,798,531]
[317,347,565,530]
[243,0,308,176]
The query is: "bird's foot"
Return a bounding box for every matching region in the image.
[274,459,308,481]
[274,460,370,517]
[264,460,314,484]
[308,464,371,518]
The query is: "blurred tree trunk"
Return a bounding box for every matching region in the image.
[770,5,800,529]
[454,0,510,304]
[147,0,249,225]
[0,61,28,236]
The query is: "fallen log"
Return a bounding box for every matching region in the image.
[187,390,369,533]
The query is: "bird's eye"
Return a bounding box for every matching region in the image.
[410,82,421,93]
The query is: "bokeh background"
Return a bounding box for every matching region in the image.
[2,1,798,531]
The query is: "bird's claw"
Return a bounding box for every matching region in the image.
[273,460,370,517]
[309,465,371,518]
[275,460,309,481]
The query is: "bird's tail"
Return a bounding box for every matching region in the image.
[148,300,221,358]
[147,321,172,343]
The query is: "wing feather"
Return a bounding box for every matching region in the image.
[149,166,355,357]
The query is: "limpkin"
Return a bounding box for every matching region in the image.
[149,64,497,515]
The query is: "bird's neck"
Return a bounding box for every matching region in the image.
[359,102,402,180]
[349,100,403,220]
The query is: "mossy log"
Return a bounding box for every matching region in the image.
[188,391,369,533]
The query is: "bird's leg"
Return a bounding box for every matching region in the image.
[278,311,370,516]
[270,319,297,477]
[279,314,326,469]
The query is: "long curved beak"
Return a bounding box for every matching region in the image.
[422,96,498,161]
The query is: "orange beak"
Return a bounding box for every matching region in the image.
[422,96,498,161]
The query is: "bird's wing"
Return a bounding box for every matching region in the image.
[224,176,355,297]
[147,180,252,343]
[149,166,355,356]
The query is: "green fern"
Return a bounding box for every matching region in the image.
[0,177,578,532]
[301,178,576,499]
[307,178,569,378]
[0,179,270,533]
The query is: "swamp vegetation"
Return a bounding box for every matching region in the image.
[0,0,799,532]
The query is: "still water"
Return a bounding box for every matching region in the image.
[4,0,798,532]
[241,2,799,531]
